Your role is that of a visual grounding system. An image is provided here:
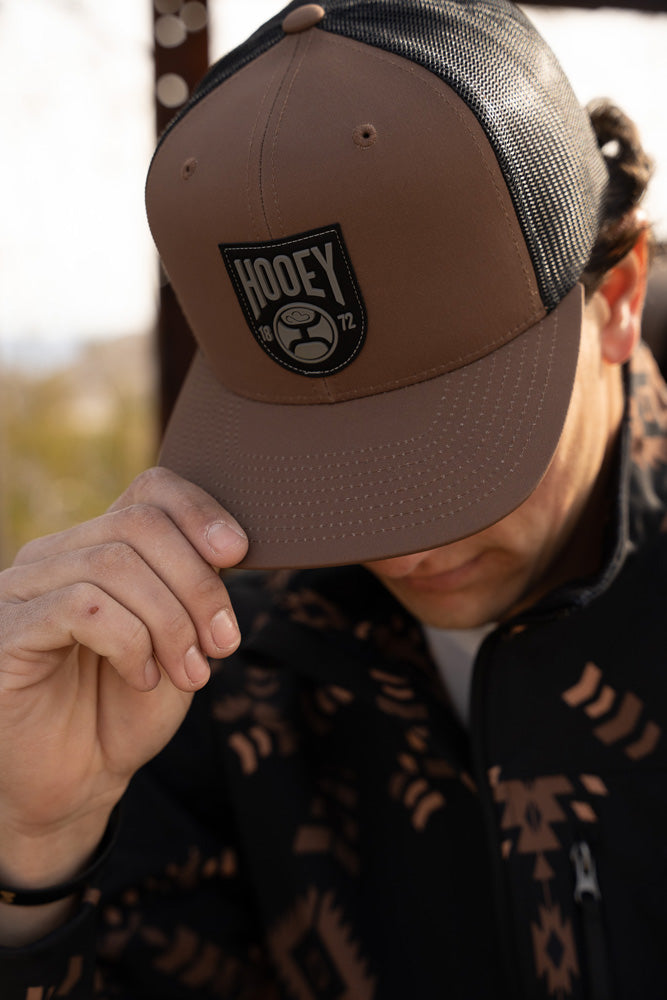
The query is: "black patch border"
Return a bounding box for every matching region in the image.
[219,224,367,378]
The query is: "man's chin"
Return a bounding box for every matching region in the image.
[378,579,506,631]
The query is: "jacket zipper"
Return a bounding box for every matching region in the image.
[470,630,522,999]
[570,841,613,1000]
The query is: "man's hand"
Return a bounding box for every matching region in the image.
[0,468,247,903]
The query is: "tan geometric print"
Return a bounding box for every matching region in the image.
[562,663,662,761]
[268,888,376,1000]
[495,775,576,993]
[532,854,556,882]
[95,842,276,999]
[493,773,608,865]
[387,727,450,832]
[299,681,358,739]
[102,908,276,999]
[139,923,272,997]
[367,620,434,672]
[494,776,573,856]
[314,686,355,716]
[293,771,361,876]
[531,903,580,996]
[579,774,608,797]
[23,955,84,999]
[371,669,429,722]
[593,692,643,744]
[626,720,662,760]
[282,589,349,632]
[56,956,84,996]
[151,925,201,976]
[583,685,615,719]
[99,909,143,963]
[562,663,602,707]
[570,801,598,824]
[213,666,298,775]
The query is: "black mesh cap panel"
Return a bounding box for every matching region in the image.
[315,0,609,311]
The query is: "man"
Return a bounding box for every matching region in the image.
[0,1,664,997]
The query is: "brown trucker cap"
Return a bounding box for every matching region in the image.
[147,0,608,569]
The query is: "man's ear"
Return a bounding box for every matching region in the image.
[596,226,649,365]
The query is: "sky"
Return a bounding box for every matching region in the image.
[1,1,667,368]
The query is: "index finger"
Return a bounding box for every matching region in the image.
[18,467,248,572]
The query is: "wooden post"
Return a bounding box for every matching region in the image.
[152,0,210,433]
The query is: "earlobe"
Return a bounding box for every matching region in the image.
[597,226,649,366]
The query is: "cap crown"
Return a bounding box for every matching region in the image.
[158,0,608,312]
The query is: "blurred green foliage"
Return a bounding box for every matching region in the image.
[0,336,157,567]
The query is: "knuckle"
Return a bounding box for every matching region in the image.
[119,503,169,539]
[191,568,227,606]
[13,536,45,566]
[0,564,21,600]
[67,581,104,616]
[0,599,23,649]
[90,541,138,576]
[137,465,169,486]
[108,467,171,512]
[161,612,198,653]
[132,466,173,496]
[117,614,151,658]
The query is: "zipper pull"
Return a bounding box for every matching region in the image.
[571,841,601,903]
[570,841,613,1000]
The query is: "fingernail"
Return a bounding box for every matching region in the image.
[144,657,161,690]
[211,608,240,652]
[206,520,247,556]
[184,645,210,687]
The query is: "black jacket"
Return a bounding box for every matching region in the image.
[3,345,667,999]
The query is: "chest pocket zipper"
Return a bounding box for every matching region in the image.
[570,841,613,1000]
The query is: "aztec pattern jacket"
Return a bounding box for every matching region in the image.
[2,343,667,1000]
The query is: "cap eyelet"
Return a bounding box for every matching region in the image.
[353,123,377,149]
[181,157,198,180]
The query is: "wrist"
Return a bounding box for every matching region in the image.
[0,806,118,948]
[0,805,119,908]
[0,803,120,897]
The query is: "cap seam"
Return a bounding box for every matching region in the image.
[256,36,305,238]
[322,32,541,314]
[245,39,291,241]
[269,31,315,236]
[222,315,542,403]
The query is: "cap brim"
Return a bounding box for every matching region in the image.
[160,284,583,569]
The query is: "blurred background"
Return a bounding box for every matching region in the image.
[1,0,667,566]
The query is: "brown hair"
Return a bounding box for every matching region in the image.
[581,100,653,297]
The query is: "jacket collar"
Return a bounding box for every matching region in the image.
[529,344,667,617]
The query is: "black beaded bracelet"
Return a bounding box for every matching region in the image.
[0,804,121,907]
